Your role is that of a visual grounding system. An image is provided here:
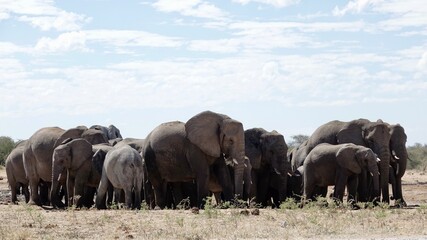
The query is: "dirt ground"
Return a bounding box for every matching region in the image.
[0,168,426,240]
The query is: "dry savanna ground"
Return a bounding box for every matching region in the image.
[0,168,426,240]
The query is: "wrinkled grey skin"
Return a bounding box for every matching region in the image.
[244,128,290,207]
[5,140,29,203]
[96,145,144,209]
[143,111,246,209]
[24,126,109,206]
[51,138,95,208]
[90,124,122,141]
[292,119,391,203]
[303,143,380,203]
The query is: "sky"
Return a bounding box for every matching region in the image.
[1,0,426,145]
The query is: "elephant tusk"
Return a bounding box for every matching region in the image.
[376,157,381,163]
[233,159,239,166]
[287,172,293,177]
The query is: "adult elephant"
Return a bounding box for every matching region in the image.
[292,119,391,203]
[90,124,122,141]
[95,145,144,209]
[23,126,108,205]
[143,111,246,209]
[244,128,290,207]
[5,140,29,203]
[303,143,380,203]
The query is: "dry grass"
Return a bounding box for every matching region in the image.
[0,169,427,239]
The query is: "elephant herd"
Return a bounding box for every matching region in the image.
[4,111,408,210]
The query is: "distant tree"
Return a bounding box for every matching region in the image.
[407,143,427,170]
[0,136,16,166]
[287,134,310,151]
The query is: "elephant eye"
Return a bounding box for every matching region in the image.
[229,139,234,145]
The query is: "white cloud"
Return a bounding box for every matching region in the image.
[0,58,29,81]
[0,0,89,31]
[0,12,9,20]
[18,11,90,31]
[34,30,182,53]
[85,30,182,48]
[152,0,227,20]
[333,0,381,16]
[333,0,427,31]
[0,42,31,55]
[233,0,300,8]
[35,31,87,52]
[417,51,427,72]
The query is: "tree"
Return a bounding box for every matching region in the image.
[287,134,309,151]
[0,136,16,166]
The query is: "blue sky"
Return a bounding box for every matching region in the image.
[1,0,426,145]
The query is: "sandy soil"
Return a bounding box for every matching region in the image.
[0,168,426,239]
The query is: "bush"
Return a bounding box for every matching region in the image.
[407,143,427,170]
[0,136,16,166]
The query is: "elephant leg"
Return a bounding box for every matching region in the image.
[304,183,316,202]
[23,185,30,203]
[256,170,270,206]
[357,171,368,202]
[249,171,258,206]
[171,182,185,208]
[28,177,41,205]
[395,177,406,207]
[123,187,133,209]
[346,175,358,203]
[74,173,89,208]
[188,151,210,208]
[114,188,123,205]
[152,181,167,209]
[96,174,109,209]
[213,161,233,202]
[67,176,75,207]
[83,187,96,208]
[10,183,18,203]
[333,172,348,203]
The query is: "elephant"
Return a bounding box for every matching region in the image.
[244,128,290,207]
[23,126,109,205]
[90,124,122,141]
[113,138,145,153]
[303,143,380,204]
[51,138,101,208]
[292,119,391,203]
[143,111,246,209]
[95,145,144,209]
[5,140,29,203]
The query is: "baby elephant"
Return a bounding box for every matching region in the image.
[303,143,380,203]
[96,145,144,209]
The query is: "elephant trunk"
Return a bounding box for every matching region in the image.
[368,163,380,202]
[51,162,65,208]
[376,145,391,202]
[231,148,245,199]
[392,146,407,179]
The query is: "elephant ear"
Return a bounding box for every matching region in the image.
[244,128,264,169]
[92,149,108,175]
[185,111,228,158]
[54,127,86,148]
[336,123,365,146]
[108,124,122,139]
[336,144,362,174]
